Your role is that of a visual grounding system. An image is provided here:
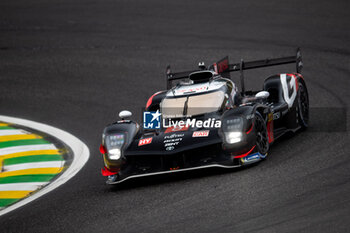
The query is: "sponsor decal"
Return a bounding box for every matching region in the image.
[241,152,267,163]
[192,130,209,137]
[138,137,153,146]
[164,125,189,133]
[164,133,184,139]
[165,146,174,151]
[246,114,254,120]
[273,112,280,120]
[163,133,184,147]
[241,153,261,163]
[176,86,207,94]
[143,110,161,129]
[169,81,225,96]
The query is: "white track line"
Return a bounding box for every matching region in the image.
[0,183,48,191]
[0,129,28,136]
[0,144,57,156]
[0,115,90,217]
[4,161,65,172]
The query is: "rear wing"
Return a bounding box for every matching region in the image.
[166,48,303,94]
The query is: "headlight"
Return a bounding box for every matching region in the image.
[108,148,121,160]
[105,133,125,160]
[226,117,243,130]
[224,132,242,144]
[223,117,244,144]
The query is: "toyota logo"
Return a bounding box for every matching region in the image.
[166,146,175,151]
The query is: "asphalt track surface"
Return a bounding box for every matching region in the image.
[0,0,349,232]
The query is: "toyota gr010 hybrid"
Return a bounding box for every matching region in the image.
[99,48,309,184]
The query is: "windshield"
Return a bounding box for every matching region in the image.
[161,90,226,118]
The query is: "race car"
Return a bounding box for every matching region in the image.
[99,48,308,184]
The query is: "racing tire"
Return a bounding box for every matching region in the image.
[254,112,269,156]
[297,82,309,129]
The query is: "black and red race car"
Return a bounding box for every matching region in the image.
[99,48,308,184]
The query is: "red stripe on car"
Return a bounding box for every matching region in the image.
[101,166,119,176]
[246,123,254,134]
[146,91,163,109]
[234,146,256,159]
[267,121,274,143]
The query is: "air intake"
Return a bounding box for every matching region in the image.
[189,71,214,84]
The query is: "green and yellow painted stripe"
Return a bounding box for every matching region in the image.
[0,122,65,209]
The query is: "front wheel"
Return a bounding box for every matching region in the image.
[254,112,269,156]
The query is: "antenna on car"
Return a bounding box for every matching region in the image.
[296,47,303,73]
[240,59,245,96]
[166,65,172,89]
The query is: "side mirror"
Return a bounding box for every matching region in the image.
[119,110,132,120]
[255,91,270,99]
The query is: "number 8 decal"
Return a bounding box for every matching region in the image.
[280,74,298,108]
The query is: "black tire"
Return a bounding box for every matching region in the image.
[298,82,309,128]
[254,112,269,156]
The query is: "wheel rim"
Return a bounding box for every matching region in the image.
[255,115,269,154]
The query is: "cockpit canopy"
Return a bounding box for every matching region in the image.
[160,79,234,118]
[161,90,226,118]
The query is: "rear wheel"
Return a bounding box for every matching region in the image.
[254,112,269,156]
[298,82,309,128]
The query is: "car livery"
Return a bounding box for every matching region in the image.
[99,48,309,184]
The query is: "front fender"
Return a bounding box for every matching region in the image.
[220,105,271,154]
